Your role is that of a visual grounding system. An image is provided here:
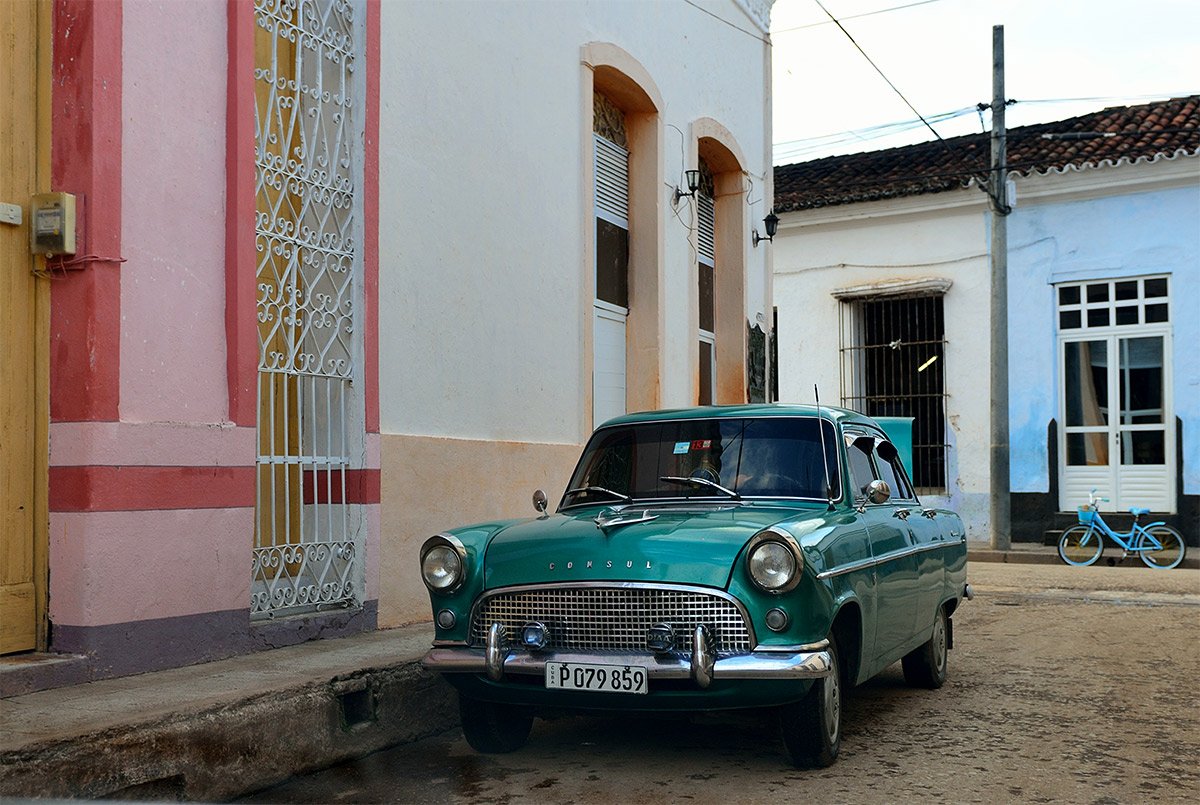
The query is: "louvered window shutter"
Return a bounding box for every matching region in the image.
[594,134,629,227]
[697,193,715,266]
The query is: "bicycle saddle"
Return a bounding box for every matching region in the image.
[1129,507,1151,516]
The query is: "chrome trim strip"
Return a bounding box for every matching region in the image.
[817,539,962,580]
[468,581,760,647]
[422,647,834,681]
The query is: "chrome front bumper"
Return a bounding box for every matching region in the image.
[422,624,832,689]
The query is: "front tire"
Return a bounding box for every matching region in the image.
[780,637,841,768]
[458,693,533,754]
[1058,525,1104,566]
[902,606,948,689]
[1138,526,1186,570]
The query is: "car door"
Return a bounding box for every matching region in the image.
[873,438,943,638]
[846,433,920,663]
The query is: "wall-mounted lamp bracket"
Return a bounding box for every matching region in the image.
[673,169,702,205]
[752,211,779,247]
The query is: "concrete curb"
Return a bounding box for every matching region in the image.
[0,629,459,801]
[968,547,1200,570]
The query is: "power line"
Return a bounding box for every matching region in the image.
[772,0,943,34]
[809,0,997,197]
[773,96,1199,159]
[812,0,955,154]
[681,0,769,44]
[773,106,979,156]
[1017,93,1199,105]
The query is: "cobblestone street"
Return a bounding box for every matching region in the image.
[243,562,1200,804]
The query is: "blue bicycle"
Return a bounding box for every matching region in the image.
[1058,489,1186,570]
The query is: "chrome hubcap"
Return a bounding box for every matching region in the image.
[935,616,947,673]
[824,655,840,744]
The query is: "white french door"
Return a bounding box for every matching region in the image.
[1059,332,1173,512]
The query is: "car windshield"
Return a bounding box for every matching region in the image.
[563,417,840,506]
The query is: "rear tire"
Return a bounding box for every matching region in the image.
[458,693,533,754]
[1138,526,1186,570]
[1058,525,1103,566]
[902,606,948,689]
[780,637,841,768]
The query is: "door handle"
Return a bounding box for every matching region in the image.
[892,508,910,520]
[921,508,938,519]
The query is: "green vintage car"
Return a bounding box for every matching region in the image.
[420,404,969,766]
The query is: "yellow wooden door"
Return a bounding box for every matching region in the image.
[0,0,49,655]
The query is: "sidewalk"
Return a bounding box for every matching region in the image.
[3,544,1194,801]
[967,540,1200,569]
[0,624,457,801]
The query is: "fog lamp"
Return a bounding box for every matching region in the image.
[436,609,457,630]
[765,607,789,632]
[520,621,548,651]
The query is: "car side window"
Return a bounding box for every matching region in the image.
[845,437,876,500]
[873,441,914,501]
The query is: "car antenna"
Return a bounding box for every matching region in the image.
[815,385,834,510]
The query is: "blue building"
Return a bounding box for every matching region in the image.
[774,96,1199,544]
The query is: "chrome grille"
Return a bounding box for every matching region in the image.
[470,585,753,655]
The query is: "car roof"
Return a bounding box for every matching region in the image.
[599,403,879,429]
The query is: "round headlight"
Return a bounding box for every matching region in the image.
[748,540,797,593]
[422,544,463,592]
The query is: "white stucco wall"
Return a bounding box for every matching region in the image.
[377,0,773,446]
[773,191,995,539]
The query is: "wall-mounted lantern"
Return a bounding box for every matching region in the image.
[752,211,779,247]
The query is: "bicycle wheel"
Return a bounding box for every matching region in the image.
[1137,526,1186,570]
[1058,525,1104,566]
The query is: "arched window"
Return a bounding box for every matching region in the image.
[695,125,748,404]
[592,92,630,428]
[582,44,663,429]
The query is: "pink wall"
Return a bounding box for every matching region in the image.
[43,0,380,655]
[49,509,253,627]
[120,0,230,423]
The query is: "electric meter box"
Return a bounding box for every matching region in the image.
[30,192,76,256]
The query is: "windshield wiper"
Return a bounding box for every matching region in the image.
[564,485,631,503]
[659,476,741,500]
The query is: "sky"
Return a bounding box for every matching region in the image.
[769,0,1200,164]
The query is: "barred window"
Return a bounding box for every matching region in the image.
[839,294,948,493]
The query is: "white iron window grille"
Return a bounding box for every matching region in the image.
[252,0,362,619]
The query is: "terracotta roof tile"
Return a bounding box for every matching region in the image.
[774,96,1199,212]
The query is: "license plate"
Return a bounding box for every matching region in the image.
[545,662,648,694]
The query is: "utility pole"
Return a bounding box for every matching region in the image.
[989,24,1011,550]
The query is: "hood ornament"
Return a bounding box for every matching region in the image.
[594,506,659,531]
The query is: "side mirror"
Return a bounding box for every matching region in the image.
[532,489,548,514]
[866,479,891,505]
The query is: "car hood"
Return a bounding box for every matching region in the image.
[483,504,819,589]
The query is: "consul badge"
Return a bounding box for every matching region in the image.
[549,559,652,570]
